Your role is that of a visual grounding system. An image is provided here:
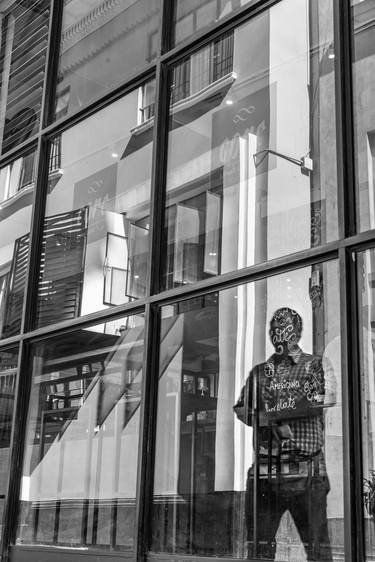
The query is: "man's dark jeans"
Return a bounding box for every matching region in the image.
[245,474,333,561]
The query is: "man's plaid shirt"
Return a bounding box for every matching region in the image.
[234,347,335,476]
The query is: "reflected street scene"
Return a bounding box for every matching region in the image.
[162,0,338,290]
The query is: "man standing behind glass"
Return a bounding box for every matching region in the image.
[234,307,335,561]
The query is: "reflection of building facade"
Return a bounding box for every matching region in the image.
[0,1,372,562]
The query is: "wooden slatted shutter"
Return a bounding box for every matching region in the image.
[2,233,29,338]
[36,207,89,328]
[3,206,89,337]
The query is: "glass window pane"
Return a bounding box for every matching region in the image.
[0,149,37,339]
[0,347,18,546]
[352,1,375,231]
[17,314,144,550]
[162,0,338,290]
[0,1,50,154]
[173,0,252,46]
[54,0,161,121]
[357,249,375,560]
[36,83,154,329]
[152,261,343,559]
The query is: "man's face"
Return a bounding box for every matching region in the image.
[269,310,300,355]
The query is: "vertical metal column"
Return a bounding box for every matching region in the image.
[334,0,361,559]
[134,1,173,560]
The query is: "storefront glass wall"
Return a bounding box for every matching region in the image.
[0,1,369,561]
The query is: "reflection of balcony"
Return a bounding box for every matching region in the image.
[0,136,62,219]
[170,71,237,124]
[122,32,234,158]
[122,72,237,158]
[171,31,234,104]
[0,183,35,221]
[0,152,36,220]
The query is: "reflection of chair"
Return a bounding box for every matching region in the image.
[3,107,37,152]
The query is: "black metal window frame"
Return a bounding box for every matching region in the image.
[0,0,368,561]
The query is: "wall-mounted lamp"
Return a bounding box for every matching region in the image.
[253,149,313,175]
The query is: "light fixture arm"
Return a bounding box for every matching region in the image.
[253,149,313,175]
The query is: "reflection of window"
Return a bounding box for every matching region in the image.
[103,233,128,306]
[49,136,61,173]
[103,225,150,305]
[47,137,63,192]
[19,152,36,190]
[171,32,234,104]
[174,204,201,284]
[127,223,149,299]
[164,172,223,289]
[0,160,22,202]
[139,82,156,124]
[0,151,37,203]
